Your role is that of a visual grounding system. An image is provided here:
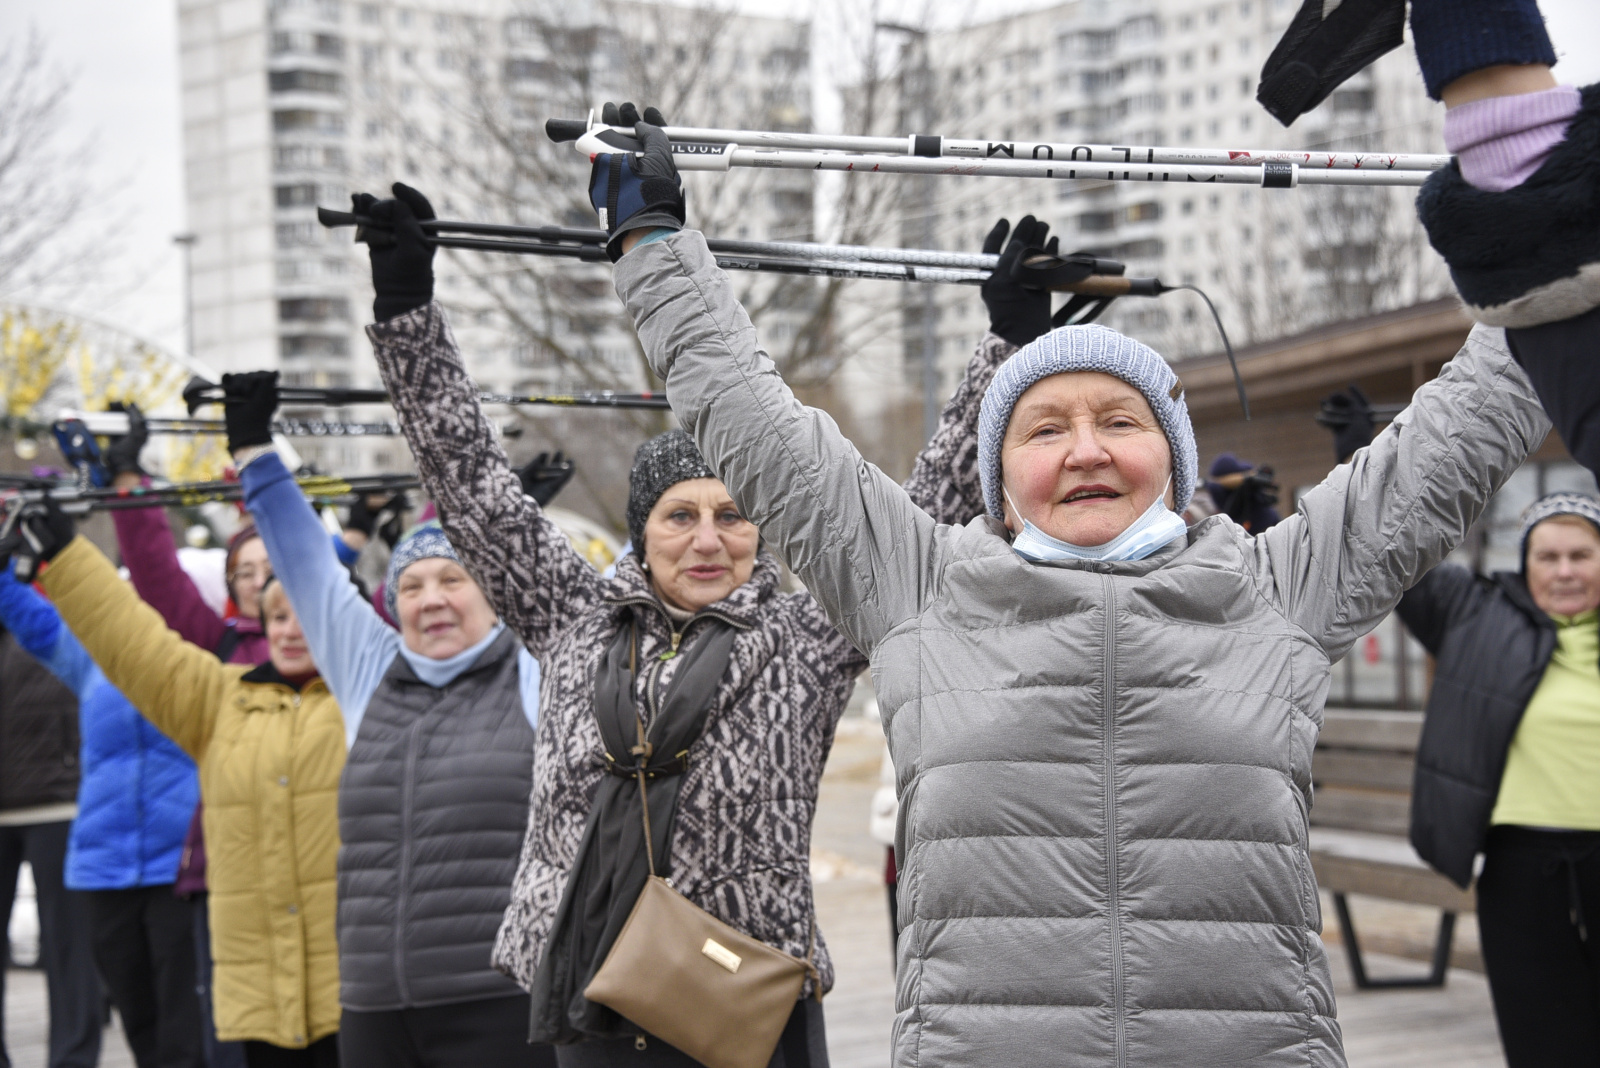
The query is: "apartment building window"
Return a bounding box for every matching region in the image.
[273,110,344,134]
[1124,201,1162,223]
[1078,210,1116,233]
[359,3,379,24]
[279,298,351,323]
[275,182,322,207]
[276,221,320,246]
[1179,14,1195,30]
[1208,7,1221,24]
[1207,84,1219,102]
[1239,114,1253,131]
[1209,44,1220,63]
[270,70,345,94]
[1116,238,1165,260]
[1240,0,1253,14]
[1179,89,1193,108]
[1180,51,1194,71]
[398,8,413,27]
[1181,198,1194,215]
[1239,38,1252,56]
[1179,124,1193,142]
[1239,76,1252,96]
[1332,88,1375,112]
[1055,110,1072,129]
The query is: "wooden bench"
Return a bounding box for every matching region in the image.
[1309,708,1475,989]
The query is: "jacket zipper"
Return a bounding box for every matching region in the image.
[394,716,422,1004]
[1101,575,1126,1066]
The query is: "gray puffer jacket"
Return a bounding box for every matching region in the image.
[614,231,1551,1068]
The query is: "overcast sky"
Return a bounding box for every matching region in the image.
[5,0,1598,357]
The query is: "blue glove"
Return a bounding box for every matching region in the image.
[587,102,684,262]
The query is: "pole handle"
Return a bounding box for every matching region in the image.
[546,118,588,143]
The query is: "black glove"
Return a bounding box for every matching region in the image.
[222,371,280,453]
[352,182,436,322]
[517,451,575,507]
[588,102,685,262]
[347,493,408,548]
[1316,385,1375,463]
[104,402,148,479]
[0,499,76,582]
[981,216,1059,349]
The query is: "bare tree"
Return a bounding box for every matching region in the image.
[0,30,102,297]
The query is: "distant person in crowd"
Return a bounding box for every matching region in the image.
[344,180,1026,1066]
[221,371,557,1068]
[0,622,101,1068]
[1203,452,1282,533]
[2,505,346,1068]
[1396,493,1600,1066]
[105,406,276,1068]
[0,569,202,1068]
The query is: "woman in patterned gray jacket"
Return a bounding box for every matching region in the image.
[349,184,1048,1066]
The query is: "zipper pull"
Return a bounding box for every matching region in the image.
[659,630,681,660]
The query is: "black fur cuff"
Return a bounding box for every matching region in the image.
[1417,83,1600,328]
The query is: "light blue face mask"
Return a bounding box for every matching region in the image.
[1004,479,1187,563]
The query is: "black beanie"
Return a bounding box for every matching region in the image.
[626,430,716,554]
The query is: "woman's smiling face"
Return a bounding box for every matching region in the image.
[999,370,1175,547]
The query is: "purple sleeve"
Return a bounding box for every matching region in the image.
[112,501,227,652]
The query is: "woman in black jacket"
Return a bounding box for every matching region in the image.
[1398,492,1600,1066]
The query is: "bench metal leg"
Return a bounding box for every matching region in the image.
[1333,892,1456,990]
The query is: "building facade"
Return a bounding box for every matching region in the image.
[889,0,1450,396]
[177,0,813,472]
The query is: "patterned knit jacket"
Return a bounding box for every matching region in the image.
[365,301,1013,994]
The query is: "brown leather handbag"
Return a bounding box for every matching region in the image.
[584,694,817,1068]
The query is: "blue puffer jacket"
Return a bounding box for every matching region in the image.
[0,571,198,888]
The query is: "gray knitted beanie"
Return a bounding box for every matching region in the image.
[976,324,1197,519]
[1519,491,1600,566]
[383,519,461,620]
[627,430,717,553]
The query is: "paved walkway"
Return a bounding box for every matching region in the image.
[4,710,1503,1067]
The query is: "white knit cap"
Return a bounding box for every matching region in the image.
[976,324,1197,519]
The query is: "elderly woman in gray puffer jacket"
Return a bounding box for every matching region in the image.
[584,140,1557,1068]
[350,184,1043,1066]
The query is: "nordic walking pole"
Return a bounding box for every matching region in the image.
[180,378,672,412]
[550,121,1437,187]
[544,117,1451,173]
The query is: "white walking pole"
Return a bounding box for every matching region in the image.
[551,118,1444,187]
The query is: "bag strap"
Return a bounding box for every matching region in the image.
[627,624,659,879]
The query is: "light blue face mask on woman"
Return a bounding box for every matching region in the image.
[1004,478,1188,563]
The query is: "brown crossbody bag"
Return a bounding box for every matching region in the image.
[583,626,818,1068]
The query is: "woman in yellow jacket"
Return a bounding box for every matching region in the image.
[6,509,345,1068]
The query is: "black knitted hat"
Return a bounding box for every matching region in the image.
[626,430,716,554]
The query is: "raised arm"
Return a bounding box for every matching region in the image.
[615,231,940,654]
[240,449,398,742]
[903,332,1016,526]
[111,499,228,652]
[364,302,603,658]
[38,537,231,760]
[0,570,95,695]
[1395,563,1489,656]
[1256,325,1549,659]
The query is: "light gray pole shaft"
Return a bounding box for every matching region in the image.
[646,123,1450,172]
[674,148,1434,186]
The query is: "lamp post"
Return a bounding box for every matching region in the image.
[173,233,198,361]
[876,21,940,442]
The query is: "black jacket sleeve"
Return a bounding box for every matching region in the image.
[1508,305,1600,480]
[1396,562,1487,656]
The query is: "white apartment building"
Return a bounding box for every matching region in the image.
[177,0,812,472]
[886,0,1448,398]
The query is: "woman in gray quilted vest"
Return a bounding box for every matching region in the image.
[575,113,1559,1065]
[222,373,555,1068]
[346,184,1022,1066]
